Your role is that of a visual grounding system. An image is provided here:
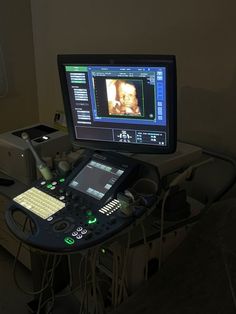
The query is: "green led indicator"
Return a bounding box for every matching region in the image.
[86,210,93,216]
[88,217,97,224]
[64,237,75,245]
[59,178,65,183]
[47,184,53,189]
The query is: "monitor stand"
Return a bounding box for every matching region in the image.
[133,141,202,177]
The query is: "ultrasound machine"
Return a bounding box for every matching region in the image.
[5,54,177,313]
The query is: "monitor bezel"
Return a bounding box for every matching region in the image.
[57,54,177,154]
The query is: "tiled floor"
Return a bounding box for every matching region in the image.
[0,246,81,313]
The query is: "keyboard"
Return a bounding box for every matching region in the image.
[13,187,65,219]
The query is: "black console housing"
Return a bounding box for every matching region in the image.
[5,150,157,253]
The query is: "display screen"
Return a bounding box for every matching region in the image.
[58,55,176,153]
[69,159,124,200]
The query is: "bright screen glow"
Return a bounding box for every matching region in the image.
[58,55,176,154]
[69,159,124,200]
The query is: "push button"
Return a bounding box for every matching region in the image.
[88,217,97,224]
[53,220,69,232]
[64,237,74,245]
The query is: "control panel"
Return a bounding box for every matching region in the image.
[5,150,157,253]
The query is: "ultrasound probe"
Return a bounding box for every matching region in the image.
[21,132,53,181]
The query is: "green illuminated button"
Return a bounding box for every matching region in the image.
[47,184,53,189]
[64,237,75,245]
[65,66,88,72]
[59,178,65,183]
[88,217,97,224]
[86,210,93,216]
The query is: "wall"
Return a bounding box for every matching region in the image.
[0,0,39,133]
[31,0,236,156]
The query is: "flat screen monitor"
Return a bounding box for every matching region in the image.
[58,54,177,154]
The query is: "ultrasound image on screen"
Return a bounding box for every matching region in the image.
[93,76,155,121]
[69,160,124,200]
[106,79,143,116]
